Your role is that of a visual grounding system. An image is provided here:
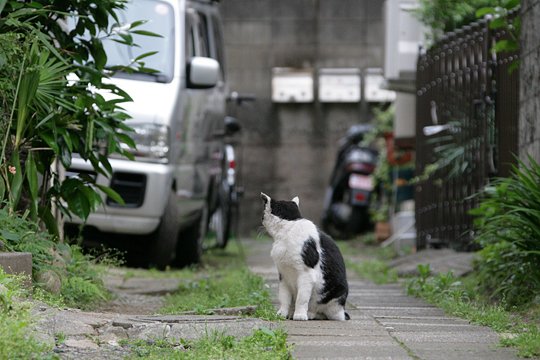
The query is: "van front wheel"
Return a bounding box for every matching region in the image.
[174,205,206,268]
[146,190,180,269]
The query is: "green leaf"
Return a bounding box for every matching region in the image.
[0,230,20,242]
[40,132,59,153]
[128,20,148,29]
[258,326,277,337]
[25,152,39,220]
[38,205,59,238]
[61,177,81,194]
[116,133,136,149]
[98,154,113,176]
[476,7,495,18]
[9,153,23,208]
[60,145,72,169]
[66,191,91,221]
[90,38,107,70]
[0,0,7,14]
[489,17,506,30]
[503,0,520,10]
[0,175,4,202]
[131,30,162,38]
[94,7,109,28]
[134,51,159,62]
[493,39,519,53]
[96,184,125,205]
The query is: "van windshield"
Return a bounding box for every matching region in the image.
[104,0,175,82]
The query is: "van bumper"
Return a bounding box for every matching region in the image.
[66,157,172,235]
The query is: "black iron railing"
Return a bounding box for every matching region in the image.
[415,15,519,250]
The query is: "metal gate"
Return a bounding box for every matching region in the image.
[415,15,519,250]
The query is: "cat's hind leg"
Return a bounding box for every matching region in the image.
[323,300,348,321]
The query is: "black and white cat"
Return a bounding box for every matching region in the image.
[261,193,350,321]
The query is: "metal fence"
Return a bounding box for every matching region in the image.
[415,15,519,250]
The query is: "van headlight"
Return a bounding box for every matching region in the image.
[122,123,170,163]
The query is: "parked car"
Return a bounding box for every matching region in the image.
[65,0,235,268]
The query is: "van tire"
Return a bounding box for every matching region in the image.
[175,205,207,268]
[146,190,180,269]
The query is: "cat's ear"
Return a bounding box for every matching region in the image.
[291,196,299,206]
[261,192,270,204]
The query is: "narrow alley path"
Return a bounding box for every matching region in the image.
[243,238,520,360]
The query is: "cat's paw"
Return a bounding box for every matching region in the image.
[293,313,309,321]
[276,308,289,318]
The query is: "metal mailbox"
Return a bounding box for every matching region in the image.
[318,68,361,103]
[272,68,314,103]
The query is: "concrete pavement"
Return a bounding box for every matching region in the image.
[243,238,520,360]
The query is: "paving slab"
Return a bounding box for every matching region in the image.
[244,238,520,360]
[388,249,475,277]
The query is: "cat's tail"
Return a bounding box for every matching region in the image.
[345,312,350,320]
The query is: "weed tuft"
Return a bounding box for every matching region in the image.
[0,269,51,359]
[122,327,292,359]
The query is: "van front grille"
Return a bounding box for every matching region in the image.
[107,172,146,208]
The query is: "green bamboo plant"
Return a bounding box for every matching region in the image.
[0,0,155,236]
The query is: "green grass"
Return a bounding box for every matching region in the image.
[160,242,279,320]
[345,258,398,284]
[337,236,399,284]
[122,327,292,359]
[407,264,540,358]
[0,269,52,359]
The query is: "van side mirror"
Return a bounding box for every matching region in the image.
[187,56,220,89]
[224,116,241,135]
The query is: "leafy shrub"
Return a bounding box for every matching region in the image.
[0,207,112,308]
[415,0,519,43]
[470,157,540,307]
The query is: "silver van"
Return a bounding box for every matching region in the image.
[67,0,233,268]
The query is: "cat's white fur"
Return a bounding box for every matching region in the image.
[261,193,347,321]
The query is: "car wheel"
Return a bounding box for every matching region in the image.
[146,190,180,269]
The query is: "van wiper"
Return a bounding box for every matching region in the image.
[110,69,169,83]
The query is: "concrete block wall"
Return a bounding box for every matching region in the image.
[221,0,385,235]
[519,0,540,165]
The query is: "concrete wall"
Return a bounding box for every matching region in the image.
[221,0,386,235]
[519,0,540,165]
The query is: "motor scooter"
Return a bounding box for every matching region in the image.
[321,124,378,239]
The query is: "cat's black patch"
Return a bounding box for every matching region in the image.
[345,312,351,320]
[270,199,302,221]
[318,230,349,305]
[301,237,319,268]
